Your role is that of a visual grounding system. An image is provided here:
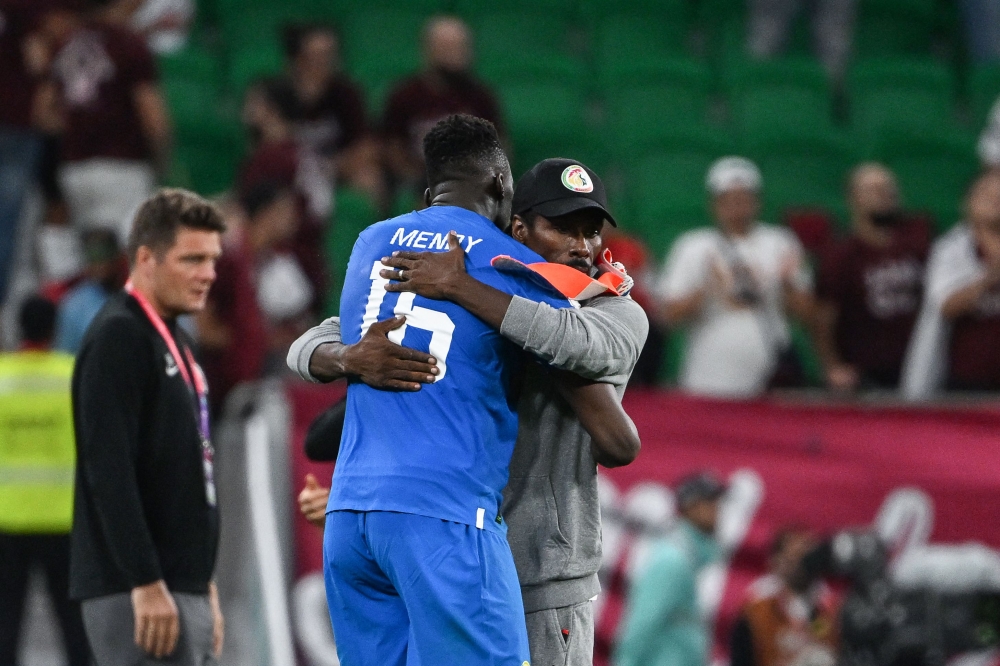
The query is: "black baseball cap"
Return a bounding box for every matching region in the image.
[512,158,617,227]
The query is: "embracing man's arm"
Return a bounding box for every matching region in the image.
[286,315,438,390]
[380,232,650,382]
[556,374,640,467]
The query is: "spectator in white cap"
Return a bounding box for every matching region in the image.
[655,156,817,398]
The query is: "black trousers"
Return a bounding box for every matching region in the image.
[0,532,90,666]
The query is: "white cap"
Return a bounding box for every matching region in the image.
[706,156,763,195]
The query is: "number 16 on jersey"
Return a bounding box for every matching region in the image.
[360,261,455,381]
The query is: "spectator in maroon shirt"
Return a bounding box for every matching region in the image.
[815,163,930,391]
[382,16,503,201]
[35,0,171,243]
[268,23,381,201]
[239,79,329,312]
[941,173,1000,392]
[197,182,310,414]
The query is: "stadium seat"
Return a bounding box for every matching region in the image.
[849,58,955,140]
[724,57,829,102]
[455,0,577,20]
[599,54,712,100]
[171,142,242,197]
[226,45,284,94]
[970,64,1000,130]
[854,0,936,57]
[594,13,692,73]
[874,130,979,231]
[733,87,834,142]
[158,46,220,89]
[470,12,581,87]
[499,83,592,174]
[603,75,715,155]
[749,133,855,221]
[340,9,425,92]
[626,150,723,253]
[325,188,380,315]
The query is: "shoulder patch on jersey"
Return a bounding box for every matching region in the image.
[561,165,593,193]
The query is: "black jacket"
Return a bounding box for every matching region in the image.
[69,292,219,600]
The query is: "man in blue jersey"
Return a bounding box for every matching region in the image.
[322,115,572,666]
[291,156,649,666]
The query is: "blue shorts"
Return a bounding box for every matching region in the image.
[323,510,531,666]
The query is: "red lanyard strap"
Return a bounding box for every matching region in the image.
[125,281,210,440]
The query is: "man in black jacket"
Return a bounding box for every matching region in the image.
[70,189,226,665]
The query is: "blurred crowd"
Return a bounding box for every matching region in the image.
[2,0,1000,414]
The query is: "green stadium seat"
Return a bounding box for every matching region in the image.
[455,0,578,20]
[341,9,424,96]
[749,133,855,221]
[171,142,242,197]
[499,83,592,174]
[854,0,935,56]
[724,57,830,100]
[226,45,284,94]
[626,149,725,248]
[874,130,979,231]
[849,58,955,140]
[158,46,219,89]
[603,70,715,154]
[471,12,581,86]
[325,188,380,315]
[595,14,692,72]
[970,64,1000,130]
[733,87,834,142]
[599,54,711,97]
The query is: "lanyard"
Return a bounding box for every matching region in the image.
[125,281,210,443]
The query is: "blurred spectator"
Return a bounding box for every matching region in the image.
[0,0,49,304]
[814,164,930,392]
[729,528,838,666]
[382,16,504,199]
[0,296,89,666]
[131,0,193,54]
[603,225,665,385]
[197,182,308,414]
[269,23,381,200]
[54,229,125,354]
[959,0,1000,64]
[902,171,1000,398]
[35,0,171,244]
[747,0,856,81]
[978,98,1000,170]
[240,80,330,308]
[656,157,816,398]
[613,472,725,666]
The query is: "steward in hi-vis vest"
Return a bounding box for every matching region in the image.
[0,350,76,534]
[0,296,89,666]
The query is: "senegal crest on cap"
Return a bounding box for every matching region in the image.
[561,165,593,193]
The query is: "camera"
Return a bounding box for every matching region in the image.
[802,531,1000,666]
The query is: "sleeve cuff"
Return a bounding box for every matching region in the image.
[286,318,342,383]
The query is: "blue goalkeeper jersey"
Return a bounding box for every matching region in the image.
[329,205,570,533]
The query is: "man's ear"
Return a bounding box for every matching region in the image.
[492,172,506,202]
[423,188,432,208]
[510,215,529,243]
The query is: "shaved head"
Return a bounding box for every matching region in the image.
[423,16,472,72]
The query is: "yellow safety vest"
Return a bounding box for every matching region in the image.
[0,350,76,533]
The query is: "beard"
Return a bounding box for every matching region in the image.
[870,208,903,227]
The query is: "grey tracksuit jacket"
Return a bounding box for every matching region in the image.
[286,293,649,613]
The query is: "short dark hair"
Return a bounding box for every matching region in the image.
[19,296,57,344]
[240,180,293,220]
[282,22,338,60]
[127,189,226,263]
[423,114,507,188]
